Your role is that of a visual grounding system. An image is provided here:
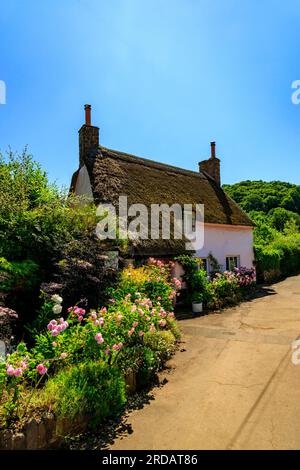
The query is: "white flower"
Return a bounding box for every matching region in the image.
[51,294,63,305]
[52,304,62,314]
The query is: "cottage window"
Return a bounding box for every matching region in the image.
[226,256,240,271]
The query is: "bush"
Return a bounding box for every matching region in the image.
[0,149,117,333]
[175,254,209,302]
[255,235,300,281]
[108,258,181,311]
[0,258,39,327]
[143,330,176,363]
[273,234,300,276]
[37,361,126,427]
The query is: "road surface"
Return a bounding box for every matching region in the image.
[111,275,300,450]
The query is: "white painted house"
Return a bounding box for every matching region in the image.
[71,105,254,272]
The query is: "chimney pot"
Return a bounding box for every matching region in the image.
[84,104,91,126]
[210,141,216,159]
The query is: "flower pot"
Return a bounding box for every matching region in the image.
[192,302,203,313]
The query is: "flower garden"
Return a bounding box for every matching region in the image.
[0,254,257,448]
[0,258,181,442]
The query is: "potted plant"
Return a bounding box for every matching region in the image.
[192,291,203,314]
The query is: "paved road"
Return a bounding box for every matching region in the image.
[111,275,300,450]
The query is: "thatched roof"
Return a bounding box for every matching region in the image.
[71,146,254,256]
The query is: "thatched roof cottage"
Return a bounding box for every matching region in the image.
[70,105,254,272]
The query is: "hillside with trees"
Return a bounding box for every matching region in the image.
[223,180,300,281]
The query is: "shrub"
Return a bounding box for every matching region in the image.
[254,245,281,281]
[0,258,39,326]
[273,234,300,276]
[108,258,181,311]
[175,254,209,302]
[143,330,176,363]
[36,361,126,427]
[206,272,240,309]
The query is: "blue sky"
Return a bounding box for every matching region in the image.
[1,0,300,188]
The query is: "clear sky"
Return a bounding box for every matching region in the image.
[1,0,300,188]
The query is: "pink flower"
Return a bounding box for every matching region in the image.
[105,348,110,355]
[94,319,100,326]
[116,314,123,322]
[159,319,167,327]
[52,341,58,347]
[131,305,137,313]
[99,317,104,325]
[36,364,47,375]
[13,368,22,377]
[149,324,156,333]
[128,328,135,336]
[138,308,144,316]
[78,315,83,322]
[91,312,97,320]
[6,365,15,376]
[169,312,174,318]
[51,330,59,337]
[138,331,144,337]
[95,333,104,344]
[133,321,139,328]
[112,342,123,351]
[60,353,68,359]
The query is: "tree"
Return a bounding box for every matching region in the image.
[267,207,300,232]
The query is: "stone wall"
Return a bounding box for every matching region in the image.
[0,371,137,449]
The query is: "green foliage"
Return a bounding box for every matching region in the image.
[254,245,281,276]
[268,207,300,232]
[0,260,181,432]
[272,234,300,277]
[0,149,115,332]
[143,330,176,363]
[175,254,209,302]
[108,259,180,312]
[224,180,300,280]
[253,222,279,246]
[206,272,240,309]
[223,180,300,215]
[0,258,39,293]
[25,293,57,338]
[39,361,126,427]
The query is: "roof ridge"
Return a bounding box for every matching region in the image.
[99,146,206,179]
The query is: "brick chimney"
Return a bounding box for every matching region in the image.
[78,104,99,167]
[199,141,221,185]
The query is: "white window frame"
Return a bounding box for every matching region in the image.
[225,255,240,271]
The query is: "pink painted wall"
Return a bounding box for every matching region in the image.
[195,223,254,271]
